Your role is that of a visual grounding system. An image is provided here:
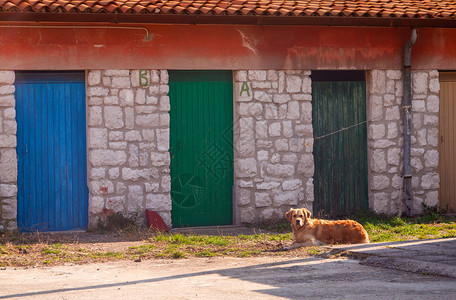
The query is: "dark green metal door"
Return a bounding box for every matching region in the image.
[169,71,233,227]
[312,71,368,216]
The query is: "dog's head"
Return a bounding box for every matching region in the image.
[285,208,311,228]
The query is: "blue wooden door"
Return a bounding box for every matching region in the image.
[15,72,88,231]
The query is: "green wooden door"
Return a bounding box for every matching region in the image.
[169,71,233,227]
[312,72,368,216]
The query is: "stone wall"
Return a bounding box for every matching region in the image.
[234,70,314,223]
[0,71,17,231]
[367,69,439,215]
[87,70,171,229]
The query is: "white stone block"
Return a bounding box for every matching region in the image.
[235,158,257,178]
[89,128,108,149]
[119,89,134,106]
[424,150,439,168]
[412,72,428,94]
[369,124,385,140]
[424,191,439,207]
[412,100,426,112]
[411,157,423,172]
[89,196,104,214]
[105,70,130,77]
[0,149,17,183]
[0,85,14,95]
[239,189,251,205]
[248,70,267,81]
[160,70,169,84]
[160,96,170,111]
[108,167,120,179]
[106,196,125,212]
[429,78,440,93]
[421,173,440,189]
[264,104,278,119]
[255,192,271,207]
[125,130,142,142]
[268,122,281,137]
[112,76,131,89]
[0,184,17,197]
[370,70,386,94]
[125,107,135,129]
[88,87,108,97]
[275,139,289,151]
[283,121,293,138]
[287,101,300,119]
[159,84,169,94]
[90,150,127,166]
[286,75,302,93]
[386,70,402,80]
[370,95,383,120]
[372,175,390,190]
[0,135,16,147]
[0,95,15,106]
[267,70,278,81]
[145,194,172,211]
[387,148,401,166]
[4,108,15,119]
[289,138,304,152]
[265,164,294,178]
[371,149,387,172]
[0,71,15,84]
[151,152,170,167]
[127,185,144,211]
[104,106,124,129]
[88,106,102,126]
[122,168,159,181]
[109,131,123,141]
[283,179,302,191]
[372,192,389,214]
[235,71,248,82]
[239,207,255,223]
[273,94,291,104]
[135,89,146,104]
[257,150,269,161]
[254,91,272,102]
[90,167,106,179]
[157,128,170,152]
[274,190,299,206]
[302,76,312,94]
[239,103,263,116]
[427,95,439,113]
[385,106,400,120]
[257,181,280,190]
[387,122,398,139]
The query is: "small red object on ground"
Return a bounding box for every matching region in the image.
[145,209,169,232]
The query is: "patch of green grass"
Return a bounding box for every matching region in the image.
[194,250,216,257]
[41,248,61,255]
[352,212,456,242]
[129,244,156,254]
[91,251,123,259]
[171,251,186,259]
[235,250,262,257]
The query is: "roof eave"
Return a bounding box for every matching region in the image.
[1,12,456,28]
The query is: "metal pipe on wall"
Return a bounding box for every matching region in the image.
[402,28,418,217]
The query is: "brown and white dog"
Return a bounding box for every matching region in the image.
[284,208,369,250]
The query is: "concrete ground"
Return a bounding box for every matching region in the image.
[1,238,456,299]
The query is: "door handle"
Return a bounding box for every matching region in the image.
[25,144,28,155]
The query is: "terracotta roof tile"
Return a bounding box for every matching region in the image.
[1,0,456,20]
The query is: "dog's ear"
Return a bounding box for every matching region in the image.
[285,210,293,222]
[302,208,311,219]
